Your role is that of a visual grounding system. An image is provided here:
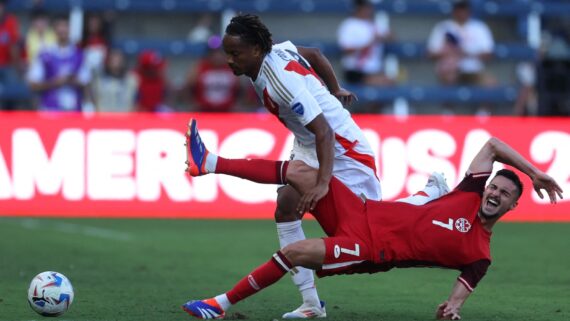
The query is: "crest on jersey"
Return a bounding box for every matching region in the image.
[292,102,304,115]
[455,218,471,233]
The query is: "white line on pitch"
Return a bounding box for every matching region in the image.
[19,218,133,242]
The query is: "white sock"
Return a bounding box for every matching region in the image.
[214,293,232,311]
[397,185,440,206]
[276,221,321,307]
[205,153,218,173]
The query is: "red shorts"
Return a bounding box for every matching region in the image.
[310,177,368,237]
[311,177,379,277]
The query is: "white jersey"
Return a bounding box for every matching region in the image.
[252,41,382,200]
[427,19,494,73]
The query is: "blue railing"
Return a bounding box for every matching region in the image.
[113,39,538,61]
[0,83,518,105]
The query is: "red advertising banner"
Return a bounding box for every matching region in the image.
[0,112,568,221]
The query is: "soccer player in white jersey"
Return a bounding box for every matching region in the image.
[185,13,382,318]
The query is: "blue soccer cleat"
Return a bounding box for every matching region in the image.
[182,298,225,319]
[185,118,210,176]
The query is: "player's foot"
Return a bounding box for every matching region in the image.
[426,172,450,197]
[282,301,326,319]
[182,298,225,319]
[185,118,210,176]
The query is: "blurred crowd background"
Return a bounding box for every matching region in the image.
[0,0,569,116]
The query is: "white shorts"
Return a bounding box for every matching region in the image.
[290,140,382,201]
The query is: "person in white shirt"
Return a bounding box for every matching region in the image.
[184,13,382,319]
[427,0,496,87]
[337,0,393,86]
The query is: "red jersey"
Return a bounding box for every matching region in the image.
[313,174,492,290]
[193,60,239,112]
[367,172,492,268]
[0,14,20,66]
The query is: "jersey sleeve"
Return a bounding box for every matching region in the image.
[261,60,322,126]
[458,259,490,292]
[476,21,494,53]
[454,172,491,195]
[427,21,446,53]
[272,41,297,53]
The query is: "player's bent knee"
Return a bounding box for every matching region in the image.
[286,161,318,194]
[275,185,301,222]
[282,239,324,269]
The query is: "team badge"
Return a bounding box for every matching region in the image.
[292,102,304,115]
[455,218,471,233]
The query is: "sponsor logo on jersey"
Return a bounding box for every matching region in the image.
[292,102,304,115]
[455,218,471,233]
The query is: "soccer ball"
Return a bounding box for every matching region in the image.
[27,271,74,316]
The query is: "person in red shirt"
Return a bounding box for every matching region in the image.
[184,36,240,112]
[135,50,171,112]
[181,131,563,320]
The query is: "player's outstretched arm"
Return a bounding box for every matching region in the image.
[297,46,357,106]
[436,280,471,320]
[468,137,563,203]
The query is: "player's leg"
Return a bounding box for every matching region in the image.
[397,172,450,205]
[182,239,326,320]
[185,118,289,184]
[275,185,325,319]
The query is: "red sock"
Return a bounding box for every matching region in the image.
[226,251,292,304]
[215,158,289,185]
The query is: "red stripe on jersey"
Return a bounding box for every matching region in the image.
[262,88,279,116]
[284,61,321,83]
[335,133,377,173]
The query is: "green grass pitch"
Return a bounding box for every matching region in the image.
[0,218,568,321]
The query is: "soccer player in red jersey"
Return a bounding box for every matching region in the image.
[182,135,563,320]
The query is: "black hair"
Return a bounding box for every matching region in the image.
[494,169,524,200]
[81,12,112,48]
[225,14,272,55]
[453,0,471,10]
[354,0,372,8]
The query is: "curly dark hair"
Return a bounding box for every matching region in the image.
[225,14,273,55]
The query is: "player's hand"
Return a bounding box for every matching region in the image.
[435,301,461,320]
[532,171,564,204]
[297,183,329,214]
[333,88,358,106]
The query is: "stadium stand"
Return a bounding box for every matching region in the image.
[4,0,570,115]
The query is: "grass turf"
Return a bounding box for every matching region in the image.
[0,218,568,321]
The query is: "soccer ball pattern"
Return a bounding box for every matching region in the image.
[27,271,74,316]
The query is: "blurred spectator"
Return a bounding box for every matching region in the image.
[0,0,23,110]
[427,0,495,87]
[81,12,113,73]
[25,9,56,64]
[513,61,538,116]
[135,50,171,112]
[183,36,242,112]
[337,0,393,87]
[187,14,214,42]
[92,49,138,112]
[27,14,91,111]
